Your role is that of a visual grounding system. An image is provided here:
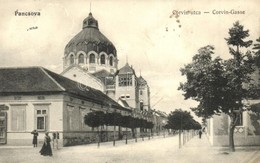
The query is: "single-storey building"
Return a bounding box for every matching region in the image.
[0,67,131,146]
[206,100,260,146]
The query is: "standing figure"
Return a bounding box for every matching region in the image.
[199,130,202,139]
[31,130,38,147]
[39,132,53,156]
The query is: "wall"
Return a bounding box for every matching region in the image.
[0,94,63,146]
[139,85,150,110]
[62,94,131,146]
[62,66,104,92]
[115,75,138,109]
[210,111,260,146]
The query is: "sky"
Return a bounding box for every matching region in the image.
[0,0,259,120]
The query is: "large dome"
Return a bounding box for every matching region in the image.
[64,13,117,57]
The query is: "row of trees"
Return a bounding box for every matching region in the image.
[165,109,201,148]
[179,21,260,152]
[165,109,201,130]
[84,111,154,146]
[84,111,154,130]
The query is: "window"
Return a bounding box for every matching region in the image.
[140,101,144,111]
[109,56,113,66]
[140,90,143,95]
[67,105,81,131]
[34,105,49,131]
[235,112,243,126]
[70,55,74,65]
[78,53,84,64]
[118,75,132,87]
[88,19,93,25]
[11,105,26,131]
[67,105,74,130]
[79,107,87,129]
[100,55,105,64]
[0,128,4,138]
[121,94,130,99]
[89,54,95,63]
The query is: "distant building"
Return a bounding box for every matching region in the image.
[152,110,168,135]
[61,12,155,122]
[63,12,118,74]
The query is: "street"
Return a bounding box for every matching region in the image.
[0,134,259,163]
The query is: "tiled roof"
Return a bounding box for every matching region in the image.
[118,63,135,75]
[0,67,127,111]
[92,69,115,85]
[138,76,147,85]
[0,67,63,93]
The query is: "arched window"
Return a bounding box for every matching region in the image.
[89,54,95,63]
[109,56,113,66]
[70,55,74,65]
[100,55,105,64]
[78,54,84,64]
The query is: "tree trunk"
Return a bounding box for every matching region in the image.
[125,127,128,144]
[179,130,181,149]
[113,126,116,146]
[229,113,237,152]
[106,125,108,142]
[229,126,235,152]
[98,127,100,148]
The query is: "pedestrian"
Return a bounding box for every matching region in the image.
[39,132,53,156]
[31,130,38,147]
[199,130,202,139]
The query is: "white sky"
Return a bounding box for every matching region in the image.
[0,0,259,120]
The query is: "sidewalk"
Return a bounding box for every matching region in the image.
[173,133,260,163]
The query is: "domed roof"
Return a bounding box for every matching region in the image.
[65,13,117,57]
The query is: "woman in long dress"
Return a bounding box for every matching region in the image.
[39,132,53,156]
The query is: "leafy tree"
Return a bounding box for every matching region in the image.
[105,112,123,126]
[167,109,200,130]
[84,110,154,144]
[84,111,106,146]
[179,21,256,152]
[253,37,260,67]
[84,111,105,128]
[166,109,201,148]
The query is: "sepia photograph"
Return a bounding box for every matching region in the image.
[0,0,259,162]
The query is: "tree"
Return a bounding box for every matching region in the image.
[84,111,106,147]
[84,111,105,128]
[179,21,256,152]
[167,109,201,148]
[167,109,200,130]
[253,37,260,67]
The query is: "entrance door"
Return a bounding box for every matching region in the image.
[0,112,7,144]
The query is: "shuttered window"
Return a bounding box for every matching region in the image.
[11,105,26,131]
